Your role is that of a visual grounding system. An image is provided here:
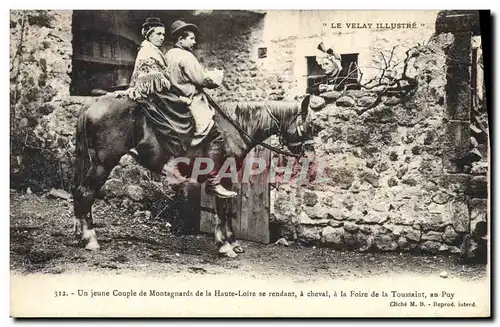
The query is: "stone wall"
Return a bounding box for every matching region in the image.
[269,32,485,255]
[192,14,294,102]
[10,10,86,192]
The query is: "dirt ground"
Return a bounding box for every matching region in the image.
[9,190,488,282]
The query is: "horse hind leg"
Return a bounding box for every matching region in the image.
[73,158,112,251]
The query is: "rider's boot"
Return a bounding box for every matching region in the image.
[204,141,237,199]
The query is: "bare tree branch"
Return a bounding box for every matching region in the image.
[343,44,423,115]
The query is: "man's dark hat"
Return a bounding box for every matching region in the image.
[170,20,198,36]
[142,17,164,29]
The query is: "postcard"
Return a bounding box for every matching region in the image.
[9,9,491,318]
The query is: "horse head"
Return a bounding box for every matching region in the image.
[234,97,323,158]
[279,94,323,157]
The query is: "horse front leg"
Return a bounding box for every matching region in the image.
[221,195,245,254]
[215,197,237,258]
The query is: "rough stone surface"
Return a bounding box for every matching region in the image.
[450,198,470,233]
[421,231,442,242]
[397,236,411,251]
[297,226,321,244]
[320,226,344,247]
[336,96,356,107]
[10,10,78,192]
[442,225,460,245]
[374,234,398,251]
[469,198,487,236]
[404,228,422,243]
[420,241,442,254]
[303,191,319,207]
[343,222,360,233]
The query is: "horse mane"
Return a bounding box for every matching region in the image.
[231,101,301,135]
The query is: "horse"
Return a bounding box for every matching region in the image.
[72,92,319,258]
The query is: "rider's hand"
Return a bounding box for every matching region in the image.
[179,96,193,105]
[318,84,328,92]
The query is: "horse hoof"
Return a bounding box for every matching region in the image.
[219,243,237,258]
[85,242,100,251]
[232,245,245,254]
[221,249,238,258]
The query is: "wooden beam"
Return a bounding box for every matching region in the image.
[73,54,135,67]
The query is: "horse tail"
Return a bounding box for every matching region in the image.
[72,107,92,196]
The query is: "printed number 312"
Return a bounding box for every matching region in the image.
[54,291,68,297]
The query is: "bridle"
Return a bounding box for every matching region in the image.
[263,106,315,156]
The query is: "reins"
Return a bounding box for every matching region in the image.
[204,91,305,159]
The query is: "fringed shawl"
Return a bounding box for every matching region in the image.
[128,40,171,100]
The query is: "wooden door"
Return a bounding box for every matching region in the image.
[199,145,271,244]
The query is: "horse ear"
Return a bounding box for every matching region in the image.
[301,95,311,121]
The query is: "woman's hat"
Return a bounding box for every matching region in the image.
[142,17,164,29]
[316,42,342,73]
[317,42,341,61]
[170,20,198,36]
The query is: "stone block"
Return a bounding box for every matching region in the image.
[362,106,395,124]
[397,237,411,251]
[101,178,125,198]
[450,197,470,233]
[360,213,385,225]
[358,95,378,107]
[343,222,359,233]
[302,191,319,207]
[384,97,401,106]
[420,241,442,254]
[336,96,356,107]
[126,185,144,202]
[320,226,344,246]
[297,226,321,244]
[359,171,380,188]
[420,213,447,232]
[404,227,422,242]
[384,224,404,237]
[294,211,329,226]
[371,202,390,213]
[443,121,470,173]
[442,225,461,245]
[431,192,451,205]
[421,231,442,242]
[374,234,398,251]
[303,205,329,220]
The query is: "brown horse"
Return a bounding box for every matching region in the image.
[72,93,317,258]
